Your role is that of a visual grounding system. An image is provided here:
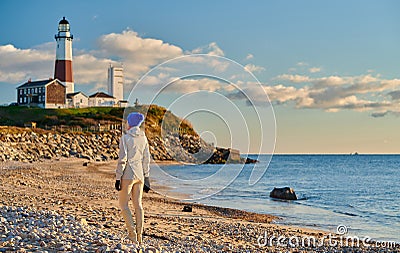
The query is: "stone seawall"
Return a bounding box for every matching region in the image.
[0,129,121,162]
[0,127,256,164]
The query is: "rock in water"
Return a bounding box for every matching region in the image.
[270,187,297,200]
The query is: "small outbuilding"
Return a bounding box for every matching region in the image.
[88,92,116,107]
[67,91,88,108]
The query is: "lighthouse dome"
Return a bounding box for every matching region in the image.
[58,17,70,32]
[59,17,69,24]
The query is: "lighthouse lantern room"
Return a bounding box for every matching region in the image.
[54,17,74,94]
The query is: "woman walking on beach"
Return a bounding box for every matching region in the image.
[115,112,151,244]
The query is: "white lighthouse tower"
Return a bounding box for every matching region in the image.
[107,64,124,102]
[54,17,74,94]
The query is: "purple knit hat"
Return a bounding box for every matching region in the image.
[127,112,145,127]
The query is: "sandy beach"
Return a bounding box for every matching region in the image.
[1,159,399,253]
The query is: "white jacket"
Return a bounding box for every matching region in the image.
[115,127,151,182]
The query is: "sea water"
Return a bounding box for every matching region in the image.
[153,155,400,242]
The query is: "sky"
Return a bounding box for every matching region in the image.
[1,0,400,154]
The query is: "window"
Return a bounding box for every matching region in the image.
[19,89,22,95]
[19,98,22,103]
[38,96,41,102]
[24,97,26,103]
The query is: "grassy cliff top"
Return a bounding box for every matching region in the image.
[0,105,197,136]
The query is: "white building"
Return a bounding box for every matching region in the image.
[88,92,116,107]
[67,91,88,108]
[107,64,124,102]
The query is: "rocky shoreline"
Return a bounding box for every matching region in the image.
[0,127,256,164]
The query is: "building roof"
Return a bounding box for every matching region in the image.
[89,92,115,99]
[16,79,65,89]
[67,91,88,99]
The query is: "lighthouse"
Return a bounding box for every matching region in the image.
[54,17,74,94]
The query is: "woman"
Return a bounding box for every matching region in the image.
[115,112,151,244]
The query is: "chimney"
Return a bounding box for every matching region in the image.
[28,78,31,83]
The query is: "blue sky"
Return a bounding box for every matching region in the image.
[1,0,400,153]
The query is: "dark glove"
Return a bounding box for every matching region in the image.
[115,180,121,191]
[143,177,150,193]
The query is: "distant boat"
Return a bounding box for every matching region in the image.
[350,152,359,156]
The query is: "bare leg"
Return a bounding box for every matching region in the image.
[131,180,144,244]
[118,179,138,243]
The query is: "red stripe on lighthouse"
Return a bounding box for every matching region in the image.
[54,60,73,82]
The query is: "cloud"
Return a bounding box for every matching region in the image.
[1,29,222,92]
[309,67,321,73]
[296,62,308,67]
[0,44,54,83]
[245,53,254,60]
[244,64,265,73]
[0,31,170,87]
[276,74,311,83]
[164,78,228,93]
[313,76,349,87]
[191,42,224,56]
[264,84,313,107]
[73,53,115,84]
[97,29,183,82]
[229,71,400,117]
[98,30,183,63]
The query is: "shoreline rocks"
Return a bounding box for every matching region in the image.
[270,187,297,200]
[0,127,258,164]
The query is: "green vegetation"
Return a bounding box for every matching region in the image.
[0,106,123,127]
[0,105,196,136]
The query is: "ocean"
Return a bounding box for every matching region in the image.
[152,155,400,242]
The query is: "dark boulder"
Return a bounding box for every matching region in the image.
[270,187,297,200]
[245,157,258,164]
